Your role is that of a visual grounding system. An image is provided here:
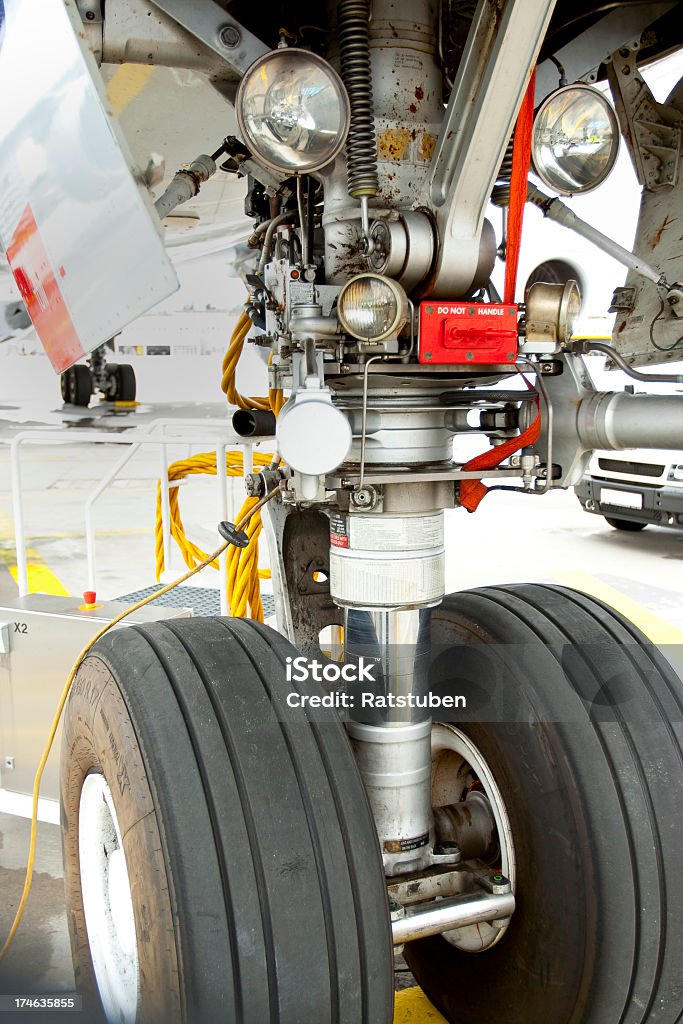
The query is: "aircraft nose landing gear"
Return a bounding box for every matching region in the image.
[60,342,136,407]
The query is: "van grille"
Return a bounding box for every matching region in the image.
[597,458,664,478]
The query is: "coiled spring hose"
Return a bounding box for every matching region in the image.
[338,0,379,216]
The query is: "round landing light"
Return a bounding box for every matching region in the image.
[236,49,350,174]
[338,273,409,342]
[532,84,619,195]
[525,279,581,344]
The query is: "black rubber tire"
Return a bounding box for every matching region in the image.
[605,516,647,532]
[114,363,136,402]
[61,616,393,1024]
[405,584,683,1024]
[66,365,92,406]
[60,370,70,402]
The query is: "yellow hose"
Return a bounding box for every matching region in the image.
[156,309,286,621]
[154,451,273,620]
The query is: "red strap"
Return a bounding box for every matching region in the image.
[460,69,538,513]
[504,68,536,305]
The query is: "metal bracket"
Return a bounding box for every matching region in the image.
[261,500,343,656]
[423,0,557,295]
[607,47,683,190]
[147,0,269,77]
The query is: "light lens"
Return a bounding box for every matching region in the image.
[236,49,350,173]
[338,274,408,341]
[532,85,619,195]
[525,279,581,344]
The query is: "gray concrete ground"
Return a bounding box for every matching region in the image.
[1,397,683,1022]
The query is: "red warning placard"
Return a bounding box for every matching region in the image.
[6,203,84,372]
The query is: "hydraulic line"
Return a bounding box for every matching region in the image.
[0,486,281,962]
[338,0,379,233]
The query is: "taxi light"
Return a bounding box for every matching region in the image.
[338,273,409,342]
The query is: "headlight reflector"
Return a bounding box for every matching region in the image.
[532,84,619,195]
[338,274,409,342]
[525,280,581,344]
[236,49,350,174]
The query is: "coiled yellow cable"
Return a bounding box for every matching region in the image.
[156,310,285,621]
[154,451,273,620]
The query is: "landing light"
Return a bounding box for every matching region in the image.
[236,49,350,174]
[532,84,619,195]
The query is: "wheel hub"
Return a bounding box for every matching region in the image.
[78,772,139,1023]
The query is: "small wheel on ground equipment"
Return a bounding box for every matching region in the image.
[605,515,646,531]
[405,583,683,1024]
[61,616,393,1024]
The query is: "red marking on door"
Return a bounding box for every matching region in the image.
[6,204,84,372]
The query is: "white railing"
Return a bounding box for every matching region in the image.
[9,419,270,615]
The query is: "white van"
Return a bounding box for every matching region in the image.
[576,448,683,531]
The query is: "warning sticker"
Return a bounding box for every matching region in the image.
[329,512,349,548]
[384,832,430,854]
[348,514,443,552]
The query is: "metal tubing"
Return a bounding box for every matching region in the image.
[575,342,683,384]
[578,391,683,451]
[160,444,173,574]
[529,187,664,286]
[392,891,516,945]
[216,445,229,616]
[10,437,28,596]
[85,443,142,593]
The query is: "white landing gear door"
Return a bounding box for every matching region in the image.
[0,0,179,372]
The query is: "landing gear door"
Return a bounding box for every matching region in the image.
[0,0,178,373]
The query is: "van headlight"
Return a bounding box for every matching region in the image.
[532,84,619,195]
[338,274,409,342]
[236,49,350,174]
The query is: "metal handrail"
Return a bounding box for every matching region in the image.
[9,423,266,614]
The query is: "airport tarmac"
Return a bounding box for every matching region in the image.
[1,392,683,1023]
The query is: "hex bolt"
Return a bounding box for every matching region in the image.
[219,24,241,48]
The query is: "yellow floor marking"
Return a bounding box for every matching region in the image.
[554,571,683,645]
[106,64,156,116]
[7,563,69,597]
[0,511,69,596]
[394,987,448,1023]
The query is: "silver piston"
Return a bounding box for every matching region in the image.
[347,717,433,874]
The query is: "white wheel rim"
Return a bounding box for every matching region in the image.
[431,723,516,952]
[79,773,139,1023]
